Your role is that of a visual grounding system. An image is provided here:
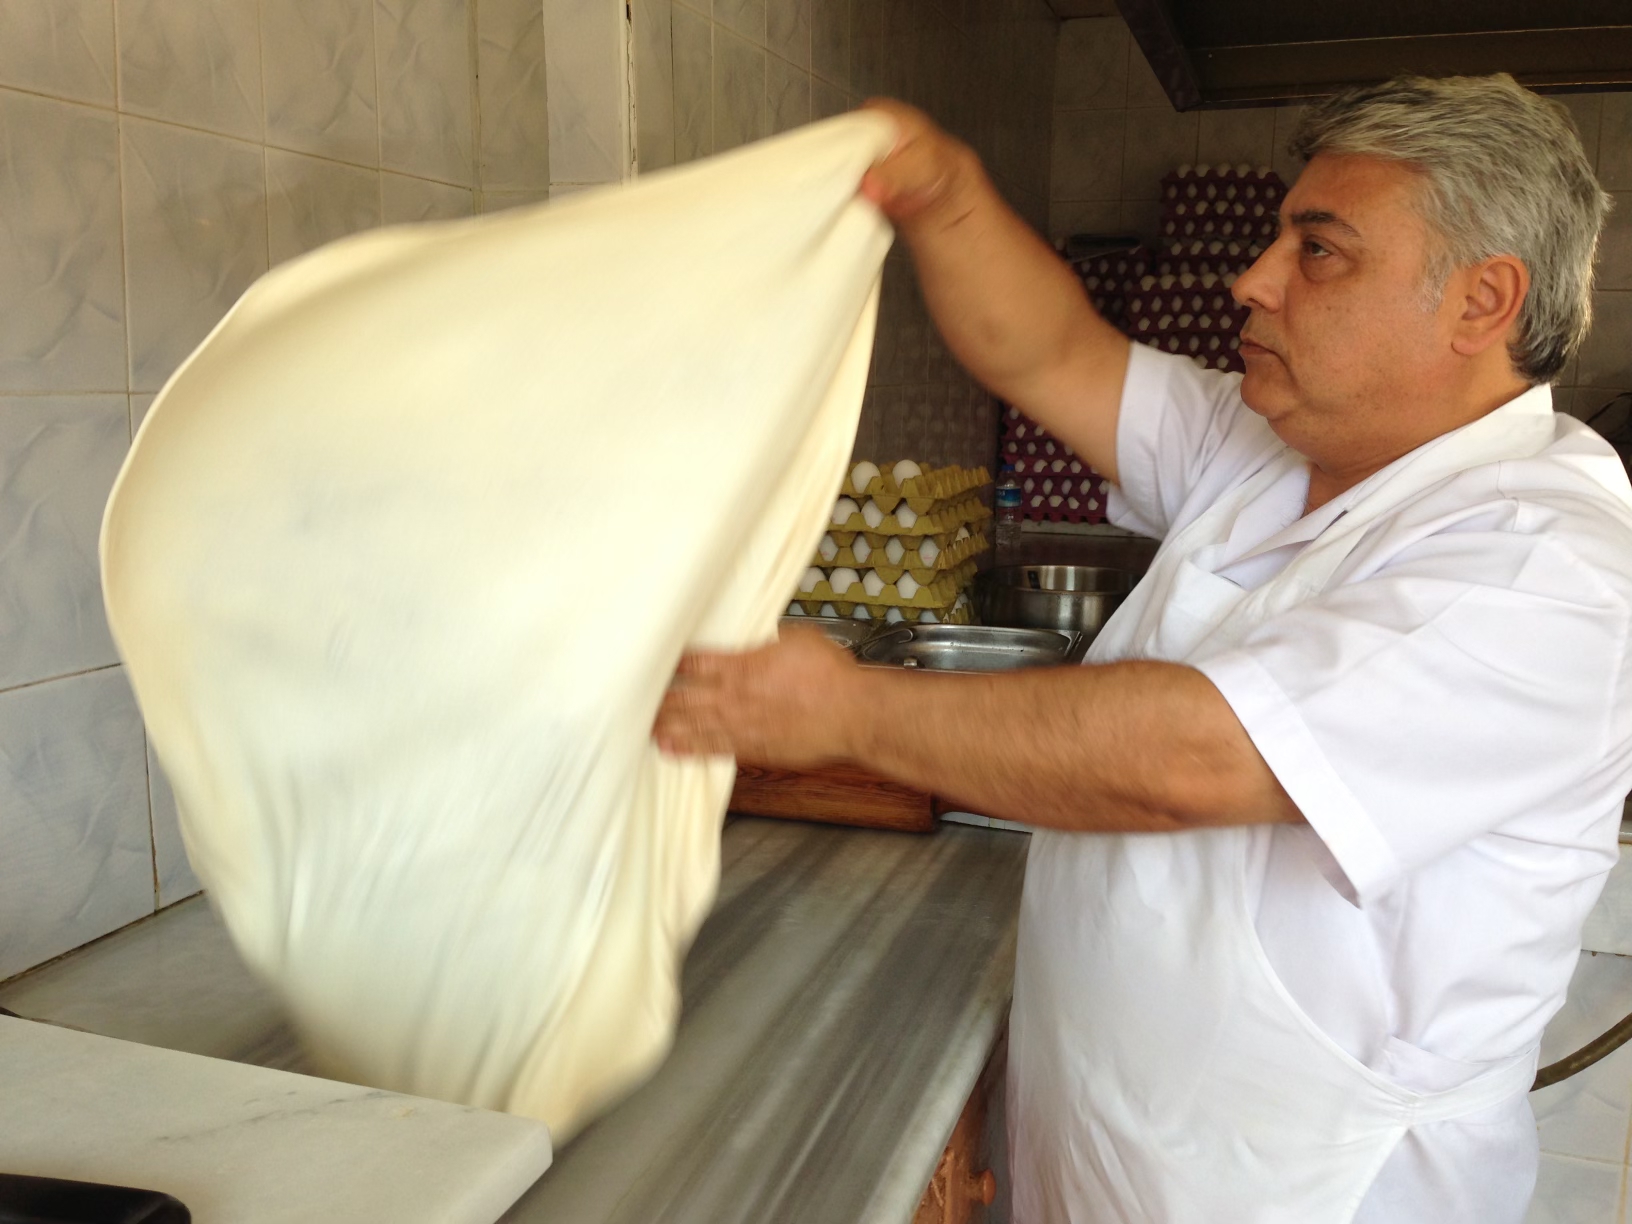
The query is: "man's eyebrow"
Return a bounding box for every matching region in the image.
[1286,208,1363,240]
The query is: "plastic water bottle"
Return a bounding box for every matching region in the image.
[995,466,1023,561]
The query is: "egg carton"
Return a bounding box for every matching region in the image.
[813,529,990,577]
[786,597,975,626]
[792,565,969,610]
[840,462,991,513]
[828,496,991,539]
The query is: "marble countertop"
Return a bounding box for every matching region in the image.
[0,816,1027,1224]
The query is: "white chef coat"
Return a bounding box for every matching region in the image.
[1101,343,1632,1222]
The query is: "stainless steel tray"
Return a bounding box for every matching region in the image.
[856,624,1086,673]
[778,615,879,652]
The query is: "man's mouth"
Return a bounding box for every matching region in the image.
[1238,334,1278,360]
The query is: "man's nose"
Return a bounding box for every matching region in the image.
[1231,241,1285,314]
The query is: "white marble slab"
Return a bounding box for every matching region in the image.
[0,1015,551,1224]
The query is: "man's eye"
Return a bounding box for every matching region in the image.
[1302,239,1329,257]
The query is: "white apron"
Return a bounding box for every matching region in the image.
[1008,393,1560,1224]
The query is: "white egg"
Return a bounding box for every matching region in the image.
[832,497,859,525]
[852,605,871,620]
[862,570,887,598]
[819,603,839,617]
[884,537,907,565]
[954,525,971,541]
[818,533,839,561]
[862,499,885,528]
[798,566,824,593]
[895,504,918,529]
[898,574,921,599]
[918,538,940,566]
[786,602,806,616]
[852,536,872,564]
[892,459,923,484]
[885,607,906,624]
[850,460,881,490]
[829,567,860,595]
[920,610,940,624]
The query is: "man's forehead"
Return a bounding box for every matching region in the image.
[1282,153,1426,236]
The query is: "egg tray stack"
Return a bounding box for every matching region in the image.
[1000,407,1110,524]
[1005,163,1288,523]
[786,461,992,625]
[1134,162,1287,374]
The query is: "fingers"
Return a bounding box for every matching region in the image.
[856,98,964,226]
[654,682,736,757]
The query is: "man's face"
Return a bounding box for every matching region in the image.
[1231,154,1457,470]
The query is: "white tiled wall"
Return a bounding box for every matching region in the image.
[1049,15,1632,417]
[1528,952,1632,1222]
[636,0,1058,473]
[0,0,549,981]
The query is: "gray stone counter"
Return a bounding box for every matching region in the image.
[0,817,1027,1224]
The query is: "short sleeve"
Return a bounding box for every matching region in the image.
[1109,345,1267,539]
[1193,527,1632,905]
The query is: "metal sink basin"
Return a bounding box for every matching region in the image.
[779,615,877,652]
[857,624,1086,672]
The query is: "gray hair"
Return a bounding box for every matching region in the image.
[1289,74,1610,384]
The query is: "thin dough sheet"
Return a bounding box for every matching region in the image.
[100,113,896,1140]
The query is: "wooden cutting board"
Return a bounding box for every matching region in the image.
[729,762,943,832]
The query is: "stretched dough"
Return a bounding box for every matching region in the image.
[100,114,895,1139]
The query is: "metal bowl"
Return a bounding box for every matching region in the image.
[974,565,1135,637]
[779,615,877,652]
[857,624,1086,672]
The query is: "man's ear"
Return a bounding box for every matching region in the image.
[1449,255,1528,358]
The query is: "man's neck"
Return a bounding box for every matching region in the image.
[1303,371,1534,514]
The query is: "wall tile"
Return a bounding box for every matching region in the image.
[262,0,378,166]
[382,172,474,223]
[1599,94,1632,192]
[0,396,127,689]
[543,0,626,186]
[1197,107,1276,171]
[1048,198,1118,241]
[0,0,116,107]
[1121,106,1197,201]
[1125,40,1168,108]
[376,0,474,185]
[121,117,268,391]
[0,90,126,393]
[1119,197,1160,245]
[810,0,849,90]
[848,0,882,97]
[632,0,675,172]
[1598,192,1632,292]
[266,149,382,266]
[1582,847,1632,955]
[1557,94,1603,172]
[1054,18,1126,111]
[129,393,157,437]
[812,77,848,122]
[478,0,551,190]
[118,0,262,141]
[0,668,154,981]
[478,188,551,213]
[714,27,768,153]
[1533,1041,1632,1164]
[768,56,811,136]
[768,0,811,69]
[672,6,713,164]
[1524,1154,1623,1224]
[146,738,200,908]
[1579,291,1632,388]
[1051,108,1124,201]
[717,0,767,45]
[1271,103,1307,187]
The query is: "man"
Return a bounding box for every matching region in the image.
[655,75,1632,1222]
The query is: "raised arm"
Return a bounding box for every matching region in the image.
[860,99,1131,482]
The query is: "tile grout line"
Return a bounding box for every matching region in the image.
[0,662,123,699]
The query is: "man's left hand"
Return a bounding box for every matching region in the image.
[653,627,862,768]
